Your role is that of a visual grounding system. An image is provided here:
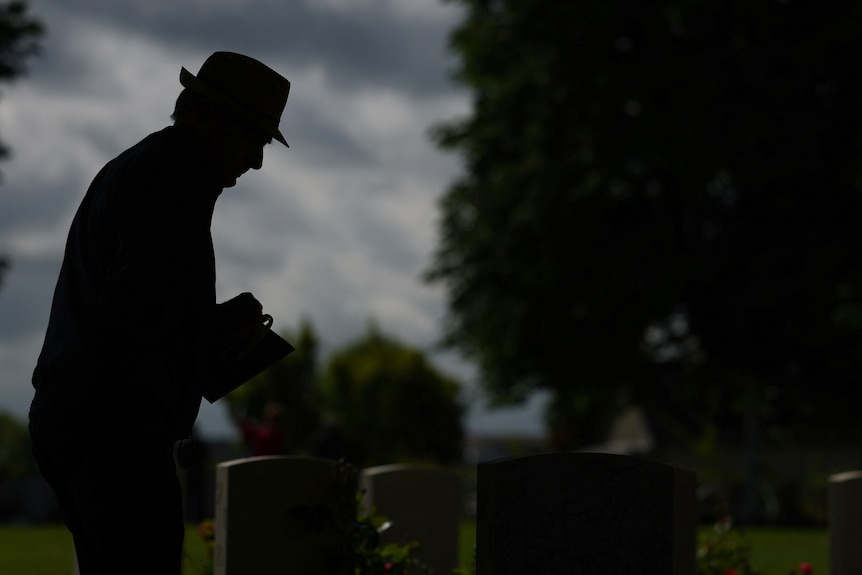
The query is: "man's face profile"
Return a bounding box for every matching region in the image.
[218,123,272,188]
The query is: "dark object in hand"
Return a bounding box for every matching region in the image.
[213,292,271,361]
[204,292,295,403]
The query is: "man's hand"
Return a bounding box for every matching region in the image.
[213,292,271,361]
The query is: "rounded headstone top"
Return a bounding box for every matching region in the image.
[829,470,862,483]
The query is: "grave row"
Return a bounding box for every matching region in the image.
[70,452,862,574]
[214,453,696,574]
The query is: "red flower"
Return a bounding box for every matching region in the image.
[384,563,393,572]
[723,569,738,575]
[799,562,813,574]
[198,520,216,541]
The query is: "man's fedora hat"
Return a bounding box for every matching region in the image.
[180,51,290,147]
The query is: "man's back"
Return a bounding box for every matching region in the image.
[31,125,222,439]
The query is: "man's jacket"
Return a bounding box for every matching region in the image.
[32,126,224,441]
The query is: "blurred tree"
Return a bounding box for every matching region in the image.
[429,0,862,448]
[0,1,43,288]
[0,410,35,479]
[225,319,323,454]
[0,1,41,158]
[320,325,465,466]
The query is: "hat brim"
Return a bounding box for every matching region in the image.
[180,67,288,147]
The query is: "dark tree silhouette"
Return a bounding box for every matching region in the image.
[0,0,42,162]
[428,0,862,447]
[0,1,43,289]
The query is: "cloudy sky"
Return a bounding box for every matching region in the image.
[0,0,548,439]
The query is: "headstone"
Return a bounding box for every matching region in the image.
[215,456,354,575]
[829,470,862,575]
[477,452,696,575]
[361,464,461,574]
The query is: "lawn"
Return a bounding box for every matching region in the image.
[0,522,831,574]
[0,524,212,575]
[742,527,828,574]
[0,524,74,574]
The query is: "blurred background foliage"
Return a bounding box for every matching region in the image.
[0,411,35,480]
[427,0,862,453]
[225,321,466,468]
[0,0,43,288]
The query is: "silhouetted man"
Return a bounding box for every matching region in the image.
[28,52,290,575]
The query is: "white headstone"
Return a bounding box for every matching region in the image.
[215,456,354,575]
[360,464,462,574]
[829,470,862,575]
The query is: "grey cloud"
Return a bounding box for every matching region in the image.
[0,177,82,233]
[0,253,60,340]
[37,0,461,98]
[286,107,374,167]
[352,200,430,274]
[16,16,92,92]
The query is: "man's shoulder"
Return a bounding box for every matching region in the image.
[88,126,219,209]
[125,126,186,160]
[106,127,175,168]
[116,126,211,179]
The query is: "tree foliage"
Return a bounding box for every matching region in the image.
[0,1,43,288]
[429,1,862,445]
[0,410,35,479]
[0,0,42,158]
[321,325,465,466]
[225,322,465,466]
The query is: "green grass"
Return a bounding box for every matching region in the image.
[0,522,831,575]
[0,524,211,575]
[456,522,831,574]
[0,524,74,574]
[745,527,828,574]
